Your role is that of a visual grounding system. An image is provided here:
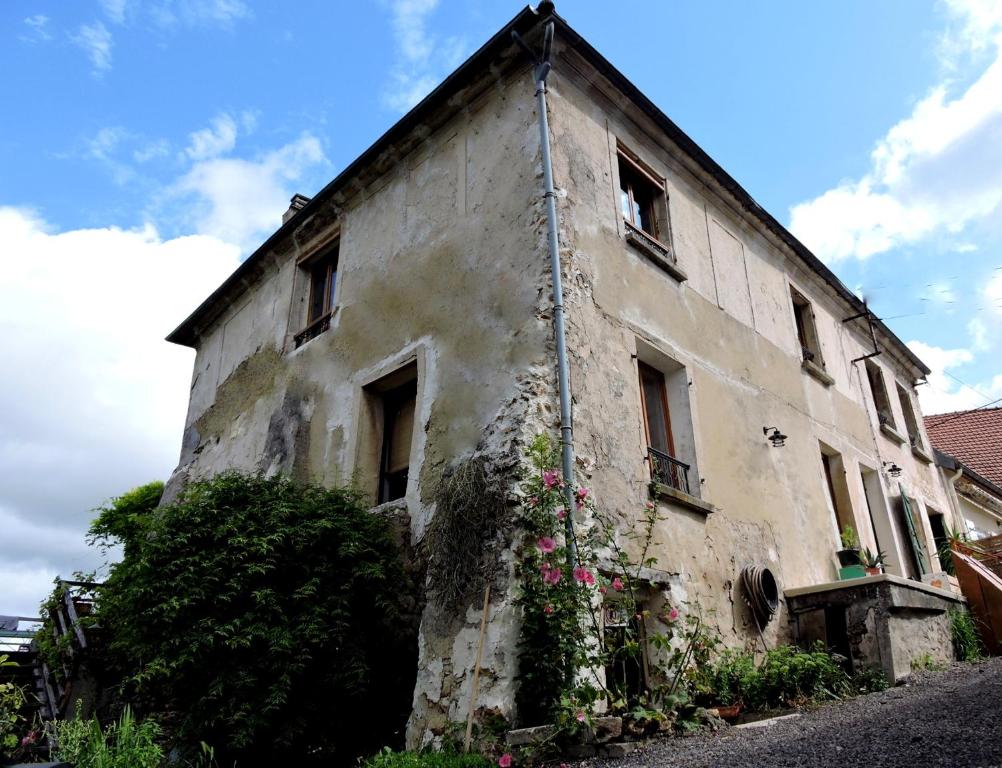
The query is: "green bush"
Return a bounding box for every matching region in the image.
[92,472,414,765]
[691,643,853,710]
[950,608,984,661]
[52,707,162,768]
[364,748,492,768]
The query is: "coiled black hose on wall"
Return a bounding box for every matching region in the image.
[741,565,779,627]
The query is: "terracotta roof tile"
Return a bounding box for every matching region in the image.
[925,407,1002,488]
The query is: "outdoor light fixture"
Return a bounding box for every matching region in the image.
[763,426,787,448]
[883,461,903,478]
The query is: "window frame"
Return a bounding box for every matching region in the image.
[865,360,896,430]
[378,378,417,505]
[638,361,676,459]
[789,286,825,368]
[615,143,683,281]
[293,237,339,348]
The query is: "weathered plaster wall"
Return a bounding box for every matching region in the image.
[168,67,564,746]
[543,45,959,651]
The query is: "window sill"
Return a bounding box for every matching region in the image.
[624,222,687,283]
[911,444,933,464]
[801,358,834,387]
[649,482,715,516]
[879,422,906,445]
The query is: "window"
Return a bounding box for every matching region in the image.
[820,448,855,541]
[639,361,688,494]
[865,360,896,429]
[896,383,923,449]
[790,287,824,367]
[617,145,681,279]
[294,240,339,348]
[378,379,417,504]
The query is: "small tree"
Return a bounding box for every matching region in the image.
[91,472,413,765]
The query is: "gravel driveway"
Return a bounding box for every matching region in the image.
[587,658,1002,768]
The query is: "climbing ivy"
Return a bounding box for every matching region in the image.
[92,472,412,765]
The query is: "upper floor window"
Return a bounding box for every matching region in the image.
[865,360,896,430]
[896,382,923,450]
[638,360,697,497]
[790,287,824,367]
[294,240,339,348]
[618,147,667,243]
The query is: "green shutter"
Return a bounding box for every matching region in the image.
[900,484,928,576]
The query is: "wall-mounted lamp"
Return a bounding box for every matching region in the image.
[883,461,903,478]
[763,426,787,448]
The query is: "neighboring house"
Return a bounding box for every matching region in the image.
[165,4,963,744]
[927,408,1002,540]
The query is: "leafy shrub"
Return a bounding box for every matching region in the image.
[950,608,984,661]
[52,706,162,768]
[92,472,413,765]
[364,748,492,768]
[0,655,27,760]
[690,644,852,710]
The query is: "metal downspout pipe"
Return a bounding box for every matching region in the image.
[520,14,578,567]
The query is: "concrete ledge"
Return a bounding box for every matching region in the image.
[625,227,688,283]
[785,573,963,603]
[880,422,907,445]
[650,482,715,515]
[802,359,835,386]
[911,444,933,464]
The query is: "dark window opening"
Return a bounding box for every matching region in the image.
[929,511,951,574]
[378,379,417,504]
[865,360,895,429]
[790,287,823,366]
[603,602,646,706]
[294,241,339,348]
[896,382,922,448]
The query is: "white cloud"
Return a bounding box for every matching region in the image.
[908,339,1002,414]
[72,21,113,72]
[988,270,1002,314]
[100,0,128,25]
[133,139,170,163]
[0,207,241,615]
[184,113,239,161]
[168,134,327,250]
[22,14,52,42]
[789,2,1002,262]
[384,0,467,113]
[968,317,989,350]
[149,0,250,29]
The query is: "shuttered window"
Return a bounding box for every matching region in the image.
[379,380,417,503]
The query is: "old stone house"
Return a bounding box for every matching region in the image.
[165,3,965,745]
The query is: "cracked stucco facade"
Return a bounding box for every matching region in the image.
[165,29,961,747]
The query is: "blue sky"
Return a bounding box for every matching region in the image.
[1,0,1001,614]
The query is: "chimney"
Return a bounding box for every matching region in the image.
[283,193,312,224]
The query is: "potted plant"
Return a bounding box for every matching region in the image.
[837,525,861,567]
[861,547,888,576]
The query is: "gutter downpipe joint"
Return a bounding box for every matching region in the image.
[520,15,579,567]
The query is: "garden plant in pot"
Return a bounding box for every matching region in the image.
[837,526,861,567]
[861,547,888,576]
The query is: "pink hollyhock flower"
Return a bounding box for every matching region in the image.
[529,496,539,506]
[645,501,656,511]
[576,710,586,722]
[668,607,680,622]
[612,577,624,591]
[543,469,560,489]
[544,567,562,585]
[544,603,554,615]
[574,487,590,510]
[537,536,557,554]
[499,754,513,768]
[573,566,595,585]
[556,507,566,520]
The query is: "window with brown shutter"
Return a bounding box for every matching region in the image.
[379,379,417,503]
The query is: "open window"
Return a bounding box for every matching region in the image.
[790,286,825,368]
[358,362,419,506]
[617,144,682,278]
[865,360,896,431]
[637,354,700,499]
[294,239,339,348]
[820,446,857,547]
[895,382,924,451]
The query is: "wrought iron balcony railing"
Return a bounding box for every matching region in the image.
[648,446,691,495]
